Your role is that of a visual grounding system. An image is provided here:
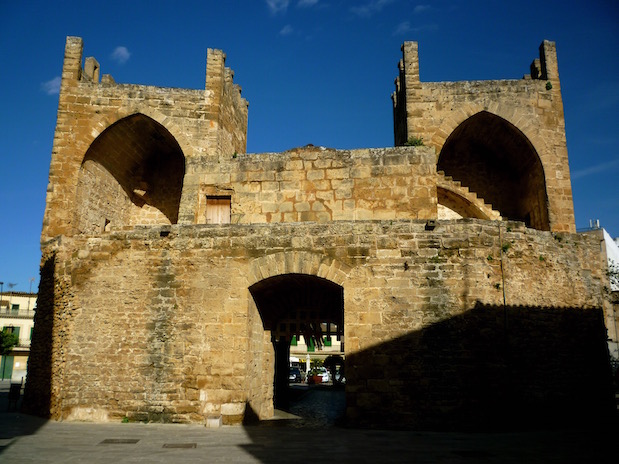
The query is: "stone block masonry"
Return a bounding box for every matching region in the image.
[393,40,575,232]
[25,219,613,427]
[23,36,616,429]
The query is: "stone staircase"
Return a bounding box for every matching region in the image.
[437,170,502,221]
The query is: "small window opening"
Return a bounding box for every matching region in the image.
[206,196,231,224]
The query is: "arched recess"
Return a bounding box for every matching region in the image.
[437,111,549,230]
[75,114,185,233]
[248,272,345,412]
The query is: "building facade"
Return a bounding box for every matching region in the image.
[24,37,615,429]
[1,292,37,381]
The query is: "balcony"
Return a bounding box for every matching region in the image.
[0,308,36,320]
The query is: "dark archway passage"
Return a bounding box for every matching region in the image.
[438,111,549,230]
[249,274,344,413]
[75,113,185,233]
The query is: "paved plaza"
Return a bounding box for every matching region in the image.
[0,382,616,463]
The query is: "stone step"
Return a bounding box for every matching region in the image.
[437,170,502,219]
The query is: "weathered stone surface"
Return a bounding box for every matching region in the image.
[393,41,575,233]
[23,37,615,430]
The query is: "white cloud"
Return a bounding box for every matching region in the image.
[393,21,437,35]
[351,0,394,17]
[413,4,430,14]
[111,46,131,64]
[266,0,290,14]
[41,76,61,95]
[393,21,411,35]
[572,159,619,180]
[298,0,318,7]
[280,24,294,35]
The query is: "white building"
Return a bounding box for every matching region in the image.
[0,291,37,381]
[602,229,619,363]
[289,323,345,377]
[603,229,619,293]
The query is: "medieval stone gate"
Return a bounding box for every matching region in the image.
[23,37,614,429]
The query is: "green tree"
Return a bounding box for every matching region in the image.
[0,330,19,356]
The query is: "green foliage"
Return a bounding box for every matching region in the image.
[232,152,238,159]
[308,359,324,375]
[486,255,493,261]
[121,416,130,423]
[539,255,546,262]
[404,136,424,147]
[545,81,553,90]
[501,243,511,253]
[494,283,501,290]
[0,331,19,356]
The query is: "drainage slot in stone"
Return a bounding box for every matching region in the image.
[163,443,197,449]
[99,439,140,445]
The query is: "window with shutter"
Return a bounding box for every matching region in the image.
[206,196,231,224]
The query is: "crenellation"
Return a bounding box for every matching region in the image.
[82,56,100,83]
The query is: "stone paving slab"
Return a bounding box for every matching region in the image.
[0,410,616,464]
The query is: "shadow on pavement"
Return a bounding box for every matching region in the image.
[0,387,48,456]
[251,383,346,429]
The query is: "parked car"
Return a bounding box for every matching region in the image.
[289,367,303,383]
[316,367,330,383]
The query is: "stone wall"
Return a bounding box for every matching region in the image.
[25,219,613,427]
[197,146,438,225]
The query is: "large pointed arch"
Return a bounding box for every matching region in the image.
[437,111,549,230]
[75,113,185,233]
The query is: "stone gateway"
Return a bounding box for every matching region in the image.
[24,37,615,429]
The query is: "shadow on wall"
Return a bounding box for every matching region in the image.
[21,253,55,418]
[241,301,614,432]
[18,257,616,433]
[237,302,616,463]
[345,302,614,431]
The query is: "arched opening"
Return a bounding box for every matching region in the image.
[248,273,345,424]
[75,114,185,233]
[438,111,549,230]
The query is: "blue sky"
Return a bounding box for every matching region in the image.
[0,0,617,292]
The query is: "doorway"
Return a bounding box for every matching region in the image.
[248,273,345,420]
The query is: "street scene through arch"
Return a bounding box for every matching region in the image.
[249,274,346,425]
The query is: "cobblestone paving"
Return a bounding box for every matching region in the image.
[282,384,346,428]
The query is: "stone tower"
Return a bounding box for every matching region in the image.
[393,41,575,233]
[41,37,248,242]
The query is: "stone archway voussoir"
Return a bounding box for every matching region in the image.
[248,251,350,287]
